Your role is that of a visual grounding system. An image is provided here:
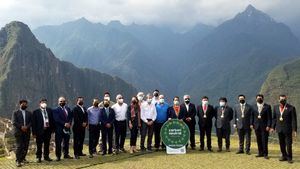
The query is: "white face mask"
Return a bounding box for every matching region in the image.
[40,103,47,109]
[147,99,152,104]
[202,100,208,105]
[159,99,164,104]
[118,99,124,104]
[104,96,110,101]
[138,96,144,101]
[173,101,179,105]
[219,102,226,107]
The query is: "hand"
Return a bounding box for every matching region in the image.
[293,131,297,138]
[138,123,141,128]
[250,125,254,129]
[168,118,172,121]
[32,134,36,138]
[82,122,87,127]
[21,126,27,132]
[266,127,270,131]
[269,128,275,133]
[233,124,237,128]
[64,123,71,128]
[186,117,191,122]
[129,123,133,129]
[106,123,111,128]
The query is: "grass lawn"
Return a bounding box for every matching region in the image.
[0,135,299,169]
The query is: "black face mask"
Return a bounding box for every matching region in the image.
[185,100,190,104]
[280,99,286,105]
[154,93,159,97]
[104,103,109,108]
[78,101,84,106]
[59,102,66,107]
[21,105,27,110]
[257,98,263,104]
[239,99,245,104]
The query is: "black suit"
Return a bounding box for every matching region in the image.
[72,105,88,156]
[272,104,297,160]
[180,103,196,148]
[100,107,115,154]
[167,106,184,119]
[253,103,272,156]
[197,104,215,150]
[12,109,32,163]
[32,108,54,159]
[234,103,254,153]
[215,106,233,150]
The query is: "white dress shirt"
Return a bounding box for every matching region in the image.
[21,109,26,126]
[112,103,128,121]
[41,108,49,127]
[141,102,157,123]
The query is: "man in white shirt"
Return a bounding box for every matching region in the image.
[140,93,157,151]
[112,94,128,153]
[151,89,160,105]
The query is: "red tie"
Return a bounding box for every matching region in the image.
[280,105,284,112]
[203,105,207,112]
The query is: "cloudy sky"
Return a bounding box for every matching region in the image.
[0,0,299,31]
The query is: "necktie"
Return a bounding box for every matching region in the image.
[241,105,245,117]
[203,105,207,112]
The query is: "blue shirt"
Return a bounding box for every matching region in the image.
[87,106,100,125]
[155,103,169,123]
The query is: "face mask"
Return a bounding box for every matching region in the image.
[159,99,164,104]
[138,96,143,101]
[132,100,137,104]
[202,100,208,105]
[239,99,245,104]
[104,103,109,107]
[184,99,190,104]
[147,99,152,104]
[154,93,159,97]
[280,99,286,105]
[40,103,47,109]
[21,105,27,110]
[118,99,124,104]
[257,98,263,104]
[173,101,179,105]
[78,101,84,106]
[93,103,99,107]
[219,102,226,107]
[59,102,66,107]
[104,96,110,101]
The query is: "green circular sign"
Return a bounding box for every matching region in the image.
[160,119,190,149]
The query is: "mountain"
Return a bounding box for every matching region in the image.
[0,21,137,118]
[178,4,300,103]
[260,58,300,129]
[33,18,214,96]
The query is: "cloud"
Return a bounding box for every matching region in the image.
[0,0,299,30]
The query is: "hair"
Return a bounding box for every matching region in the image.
[39,98,47,103]
[19,99,28,105]
[104,91,110,96]
[219,97,227,102]
[131,96,139,104]
[116,94,123,100]
[183,95,190,99]
[256,94,264,99]
[238,94,245,99]
[202,96,209,100]
[279,94,287,98]
[173,96,180,101]
[146,93,152,98]
[77,96,84,101]
[154,89,159,93]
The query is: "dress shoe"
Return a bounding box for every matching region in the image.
[44,157,53,162]
[36,158,41,163]
[264,156,269,159]
[288,159,294,164]
[56,157,61,162]
[236,151,244,154]
[255,154,263,158]
[279,157,287,161]
[64,155,73,159]
[75,155,80,159]
[246,151,251,155]
[79,153,86,156]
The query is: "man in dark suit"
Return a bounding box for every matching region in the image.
[53,97,73,161]
[197,96,215,151]
[252,94,272,159]
[32,99,54,163]
[215,97,233,152]
[270,94,297,163]
[180,95,196,150]
[100,99,116,155]
[72,97,88,159]
[233,95,254,155]
[12,99,32,167]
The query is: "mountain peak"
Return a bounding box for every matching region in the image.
[107,20,124,28]
[245,4,256,12]
[233,4,274,23]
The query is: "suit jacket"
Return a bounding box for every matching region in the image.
[215,106,233,129]
[180,103,196,125]
[234,103,254,129]
[32,108,54,136]
[252,103,272,130]
[272,104,297,133]
[11,110,32,136]
[197,104,215,128]
[53,106,73,130]
[167,106,184,119]
[72,105,88,131]
[100,107,115,127]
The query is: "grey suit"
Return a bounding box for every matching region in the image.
[12,109,32,163]
[234,103,254,153]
